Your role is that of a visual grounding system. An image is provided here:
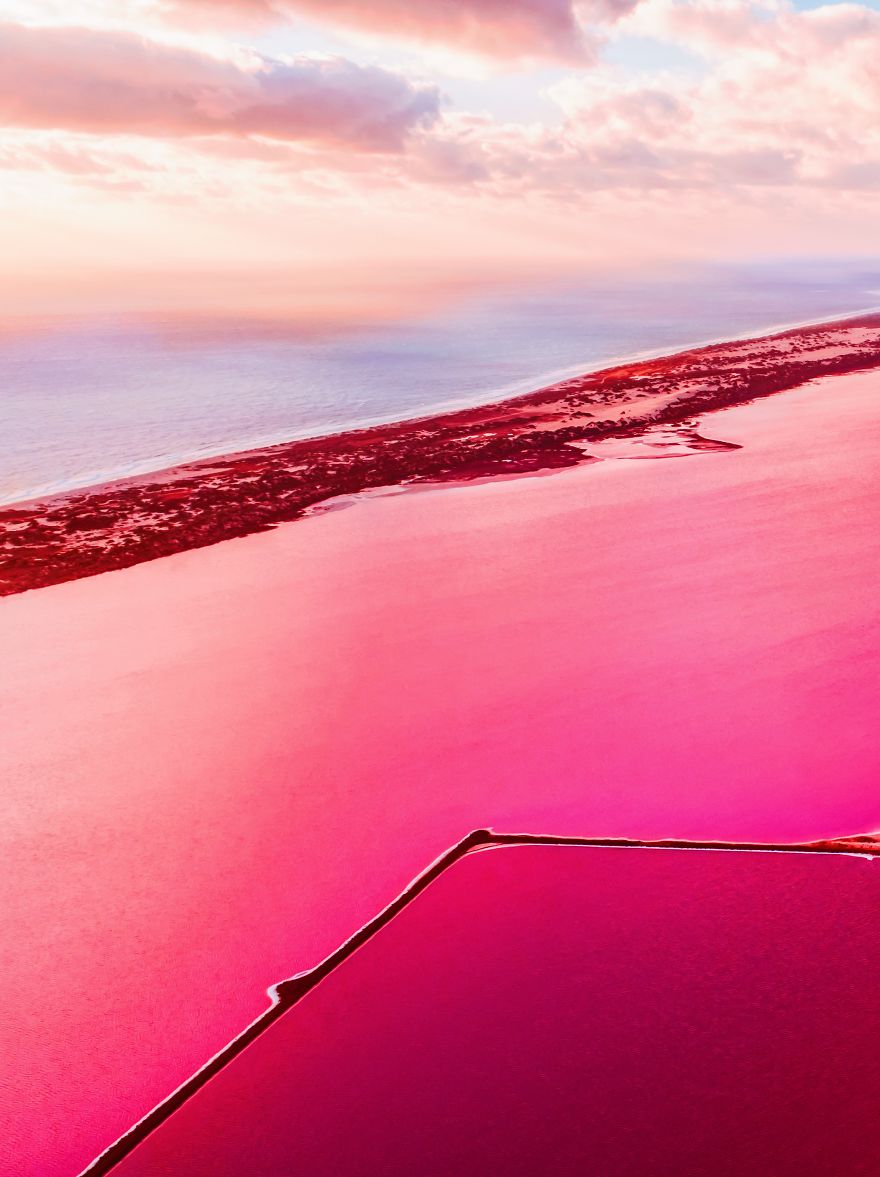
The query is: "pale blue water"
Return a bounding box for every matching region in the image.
[1,259,877,504]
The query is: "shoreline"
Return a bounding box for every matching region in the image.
[4,300,878,511]
[81,827,879,1176]
[4,310,880,597]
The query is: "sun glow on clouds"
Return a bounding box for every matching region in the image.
[0,0,878,317]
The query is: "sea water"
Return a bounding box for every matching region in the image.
[1,258,877,504]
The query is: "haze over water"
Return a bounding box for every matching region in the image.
[1,259,877,504]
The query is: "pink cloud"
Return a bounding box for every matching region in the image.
[0,21,439,150]
[4,0,879,206]
[165,0,636,64]
[403,0,880,194]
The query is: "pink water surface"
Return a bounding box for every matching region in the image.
[111,845,880,1177]
[2,372,880,1174]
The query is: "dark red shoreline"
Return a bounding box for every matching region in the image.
[4,313,880,597]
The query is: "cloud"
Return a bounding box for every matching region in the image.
[0,20,440,150]
[163,0,637,64]
[3,0,879,203]
[402,0,880,193]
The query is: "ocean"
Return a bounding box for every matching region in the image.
[1,258,877,505]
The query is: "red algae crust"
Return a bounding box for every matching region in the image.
[4,314,880,596]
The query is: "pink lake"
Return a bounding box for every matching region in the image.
[110,845,880,1177]
[2,371,880,1174]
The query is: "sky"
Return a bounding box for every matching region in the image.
[1,0,879,320]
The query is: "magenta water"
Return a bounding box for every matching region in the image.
[111,845,880,1177]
